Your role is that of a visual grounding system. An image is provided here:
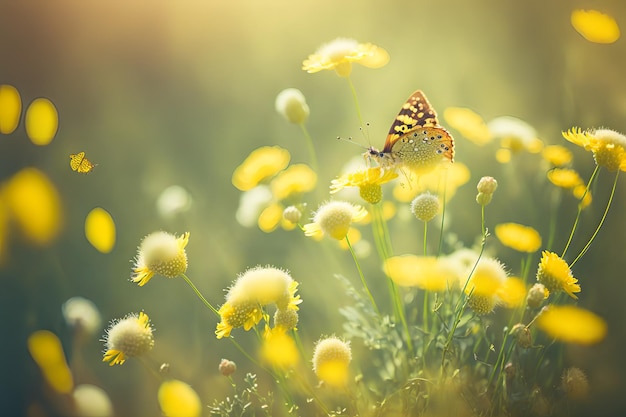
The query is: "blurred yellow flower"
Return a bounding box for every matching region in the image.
[158,379,202,417]
[497,277,527,309]
[384,255,450,291]
[495,223,542,253]
[536,251,581,299]
[393,162,470,203]
[0,84,21,134]
[547,168,583,189]
[275,88,310,124]
[302,38,389,77]
[25,97,58,146]
[304,201,367,240]
[571,9,620,44]
[28,330,74,393]
[563,127,626,172]
[537,305,607,345]
[542,145,573,167]
[232,146,290,191]
[443,107,492,146]
[85,207,116,254]
[2,167,63,245]
[270,163,317,201]
[260,328,300,369]
[258,202,284,233]
[465,258,508,315]
[572,184,593,208]
[102,312,154,366]
[131,232,189,286]
[331,166,398,204]
[312,336,352,387]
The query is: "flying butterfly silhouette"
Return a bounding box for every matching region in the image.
[69,151,97,173]
[366,90,454,175]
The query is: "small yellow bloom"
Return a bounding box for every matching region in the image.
[383,255,450,291]
[331,166,398,204]
[102,312,154,366]
[312,336,352,387]
[536,251,581,299]
[304,201,367,240]
[572,184,593,208]
[537,305,607,345]
[443,107,492,146]
[158,379,202,417]
[489,116,543,156]
[547,168,583,189]
[28,330,74,393]
[0,84,21,134]
[25,97,58,146]
[571,9,620,44]
[260,328,300,368]
[84,207,116,254]
[131,231,189,286]
[215,300,263,339]
[465,258,508,315]
[495,223,542,253]
[563,127,626,172]
[393,162,470,203]
[542,145,573,167]
[258,202,284,233]
[232,146,291,191]
[303,38,389,77]
[497,277,527,309]
[270,163,317,201]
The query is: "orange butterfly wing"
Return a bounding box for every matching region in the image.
[382,90,439,153]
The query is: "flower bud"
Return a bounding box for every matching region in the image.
[275,88,310,124]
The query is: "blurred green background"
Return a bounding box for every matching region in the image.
[1,1,626,416]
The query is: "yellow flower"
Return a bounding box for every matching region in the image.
[383,255,451,291]
[563,127,626,172]
[270,164,317,201]
[0,84,21,134]
[260,328,300,369]
[572,184,593,208]
[497,277,527,309]
[489,116,542,155]
[303,201,367,240]
[312,336,352,387]
[302,38,389,77]
[131,231,189,286]
[411,193,440,222]
[495,223,542,253]
[465,258,508,315]
[158,379,202,417]
[216,266,302,339]
[232,146,290,191]
[102,312,154,366]
[536,305,607,345]
[443,107,492,146]
[542,145,573,167]
[28,330,74,393]
[393,162,470,203]
[547,168,583,189]
[330,166,398,204]
[536,251,581,299]
[571,9,620,44]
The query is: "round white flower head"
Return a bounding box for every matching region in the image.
[411,193,440,222]
[62,296,102,336]
[275,88,310,124]
[131,231,189,286]
[312,336,352,387]
[102,312,154,366]
[304,201,367,240]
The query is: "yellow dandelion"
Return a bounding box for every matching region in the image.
[536,251,581,299]
[571,9,620,44]
[303,201,367,240]
[312,336,352,387]
[102,312,154,366]
[495,223,542,253]
[302,38,389,77]
[383,255,450,291]
[131,231,189,286]
[563,127,626,172]
[270,163,317,201]
[443,107,492,146]
[537,305,607,345]
[542,145,573,167]
[547,168,583,189]
[331,166,398,204]
[232,146,290,191]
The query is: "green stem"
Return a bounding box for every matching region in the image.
[299,123,318,172]
[570,169,619,267]
[423,221,428,256]
[180,273,219,316]
[561,165,599,259]
[346,75,364,129]
[346,235,380,316]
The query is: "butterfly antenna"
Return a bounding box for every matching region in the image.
[359,122,372,146]
[336,135,368,150]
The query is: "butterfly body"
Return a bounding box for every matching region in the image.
[366,90,454,174]
[69,151,96,173]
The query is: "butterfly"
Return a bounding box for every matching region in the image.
[69,151,97,173]
[366,90,454,175]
